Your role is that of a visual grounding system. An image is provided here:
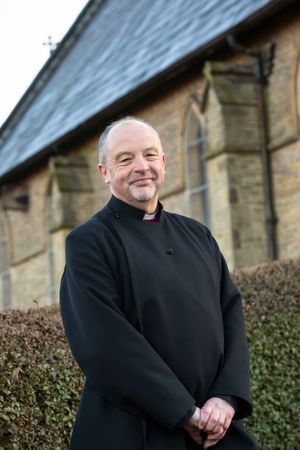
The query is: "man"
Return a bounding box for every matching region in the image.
[60,117,258,450]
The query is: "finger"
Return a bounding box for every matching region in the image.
[207,427,226,440]
[203,428,227,449]
[204,409,221,432]
[209,411,232,435]
[218,429,226,440]
[224,416,232,429]
[190,433,204,445]
[199,405,212,429]
[210,412,226,433]
[203,437,220,449]
[203,434,222,449]
[187,428,204,445]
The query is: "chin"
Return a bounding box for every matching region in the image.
[130,186,157,202]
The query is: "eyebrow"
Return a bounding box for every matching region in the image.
[113,147,160,160]
[114,151,132,159]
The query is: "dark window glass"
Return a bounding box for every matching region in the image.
[184,105,210,226]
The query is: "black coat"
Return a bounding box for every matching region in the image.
[60,196,258,450]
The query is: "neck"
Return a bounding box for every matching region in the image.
[112,193,159,214]
[136,202,158,214]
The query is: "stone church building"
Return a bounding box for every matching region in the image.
[0,0,299,309]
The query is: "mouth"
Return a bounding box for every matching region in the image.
[130,177,154,186]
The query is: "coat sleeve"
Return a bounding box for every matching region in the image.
[60,229,195,430]
[207,233,253,420]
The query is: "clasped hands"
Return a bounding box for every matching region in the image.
[183,397,235,448]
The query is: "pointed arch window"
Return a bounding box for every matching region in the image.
[184,102,210,226]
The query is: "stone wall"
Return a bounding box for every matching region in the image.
[1,7,300,308]
[272,140,300,259]
[4,169,48,265]
[10,250,50,309]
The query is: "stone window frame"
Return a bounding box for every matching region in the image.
[0,212,12,308]
[44,192,57,305]
[183,99,210,227]
[296,49,300,133]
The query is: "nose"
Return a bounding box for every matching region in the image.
[134,155,149,172]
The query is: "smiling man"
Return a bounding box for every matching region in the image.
[60,117,258,450]
[98,119,166,212]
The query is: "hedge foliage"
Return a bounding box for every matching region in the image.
[232,258,300,449]
[0,306,83,449]
[0,258,299,449]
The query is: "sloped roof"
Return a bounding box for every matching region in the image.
[0,0,289,181]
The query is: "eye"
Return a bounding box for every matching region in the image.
[145,152,158,160]
[119,156,133,165]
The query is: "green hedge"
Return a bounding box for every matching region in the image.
[0,258,299,449]
[232,258,300,449]
[0,306,83,449]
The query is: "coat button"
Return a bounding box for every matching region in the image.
[166,248,174,255]
[114,212,120,219]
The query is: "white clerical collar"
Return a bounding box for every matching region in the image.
[143,211,157,220]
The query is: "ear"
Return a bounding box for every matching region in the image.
[162,153,166,174]
[98,164,111,184]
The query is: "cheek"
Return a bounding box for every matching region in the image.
[154,164,165,178]
[110,168,130,185]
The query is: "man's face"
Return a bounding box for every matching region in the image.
[98,122,166,213]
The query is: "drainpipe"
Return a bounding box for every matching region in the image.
[227,35,277,261]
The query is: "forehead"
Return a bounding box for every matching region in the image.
[106,122,162,157]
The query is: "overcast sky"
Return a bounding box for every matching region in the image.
[0,0,89,127]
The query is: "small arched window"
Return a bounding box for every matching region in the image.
[183,102,210,226]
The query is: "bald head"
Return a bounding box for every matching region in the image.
[98,117,161,166]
